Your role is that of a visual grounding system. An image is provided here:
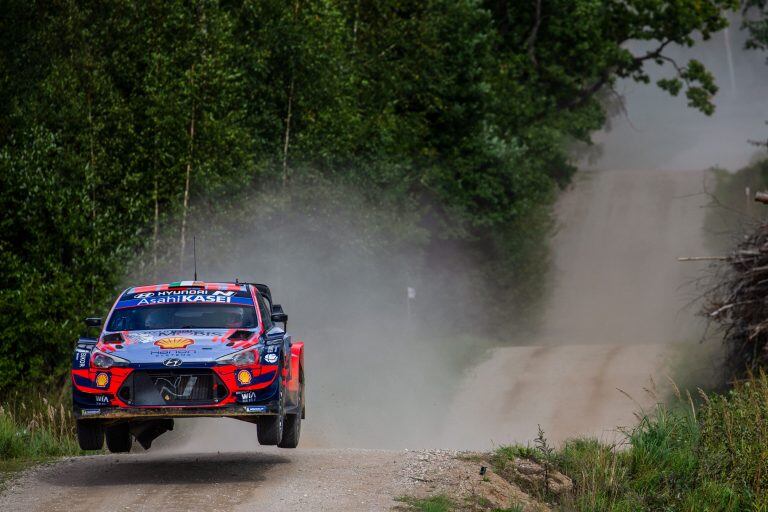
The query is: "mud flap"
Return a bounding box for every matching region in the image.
[131,419,174,450]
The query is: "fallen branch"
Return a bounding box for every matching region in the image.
[678,256,728,262]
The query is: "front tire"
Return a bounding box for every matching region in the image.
[76,420,104,450]
[258,378,285,445]
[278,369,303,448]
[105,422,132,453]
[257,414,284,445]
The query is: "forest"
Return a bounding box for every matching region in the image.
[0,0,744,395]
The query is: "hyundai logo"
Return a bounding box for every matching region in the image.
[163,358,183,367]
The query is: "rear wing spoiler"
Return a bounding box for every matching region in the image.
[244,283,273,306]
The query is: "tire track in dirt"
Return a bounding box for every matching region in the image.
[439,168,711,448]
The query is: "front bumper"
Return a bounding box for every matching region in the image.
[75,401,280,420]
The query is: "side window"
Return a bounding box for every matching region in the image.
[257,294,272,330]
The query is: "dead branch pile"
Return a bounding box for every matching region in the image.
[706,222,768,374]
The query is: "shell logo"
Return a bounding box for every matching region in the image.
[95,372,109,388]
[154,337,194,349]
[236,369,253,385]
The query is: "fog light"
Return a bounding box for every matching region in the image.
[236,369,252,385]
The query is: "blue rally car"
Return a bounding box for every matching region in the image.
[72,281,305,452]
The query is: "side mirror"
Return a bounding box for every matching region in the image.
[85,317,102,328]
[270,304,288,326]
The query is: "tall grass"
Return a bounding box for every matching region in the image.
[494,372,768,511]
[0,391,86,461]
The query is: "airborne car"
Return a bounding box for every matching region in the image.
[71,281,304,452]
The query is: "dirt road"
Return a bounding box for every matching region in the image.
[0,168,718,510]
[1,448,419,512]
[437,343,670,447]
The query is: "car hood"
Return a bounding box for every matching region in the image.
[103,329,256,365]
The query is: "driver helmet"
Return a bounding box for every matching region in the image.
[224,308,244,328]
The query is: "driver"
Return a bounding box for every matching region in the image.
[144,308,169,330]
[223,308,244,328]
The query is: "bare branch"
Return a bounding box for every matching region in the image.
[525,0,542,66]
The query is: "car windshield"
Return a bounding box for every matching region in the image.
[107,304,258,331]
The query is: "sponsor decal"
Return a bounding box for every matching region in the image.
[237,391,258,403]
[163,358,183,367]
[154,337,194,349]
[95,372,109,388]
[236,369,253,385]
[81,409,101,416]
[75,350,89,368]
[150,349,196,358]
[264,353,278,364]
[95,395,109,404]
[116,290,253,309]
[245,405,268,413]
[136,295,235,306]
[130,332,158,344]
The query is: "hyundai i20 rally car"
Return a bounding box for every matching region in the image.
[72,281,304,452]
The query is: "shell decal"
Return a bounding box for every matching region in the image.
[154,337,194,349]
[95,372,109,388]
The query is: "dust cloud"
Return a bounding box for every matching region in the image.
[143,184,493,451]
[145,21,762,452]
[436,24,767,447]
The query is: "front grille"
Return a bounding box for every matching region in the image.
[119,369,228,406]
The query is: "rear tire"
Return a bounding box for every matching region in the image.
[76,420,104,451]
[277,413,300,448]
[105,423,132,453]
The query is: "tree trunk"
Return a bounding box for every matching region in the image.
[180,100,196,272]
[153,175,159,278]
[282,76,294,189]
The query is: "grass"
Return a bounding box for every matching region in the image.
[0,390,90,488]
[490,371,768,511]
[396,495,455,512]
[395,495,523,512]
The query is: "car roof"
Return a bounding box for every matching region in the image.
[125,281,248,294]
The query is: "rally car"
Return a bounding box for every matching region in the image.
[72,281,305,452]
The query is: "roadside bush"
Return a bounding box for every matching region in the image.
[0,392,85,461]
[494,372,768,511]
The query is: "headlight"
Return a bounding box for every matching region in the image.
[91,350,130,368]
[233,350,256,366]
[216,347,262,367]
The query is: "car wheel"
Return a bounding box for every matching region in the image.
[105,422,132,453]
[278,370,303,448]
[257,380,285,445]
[257,413,284,445]
[76,419,104,451]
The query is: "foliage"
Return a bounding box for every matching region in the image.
[0,0,736,394]
[492,373,768,511]
[0,391,87,461]
[745,0,768,149]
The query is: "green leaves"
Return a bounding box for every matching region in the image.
[0,0,738,393]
